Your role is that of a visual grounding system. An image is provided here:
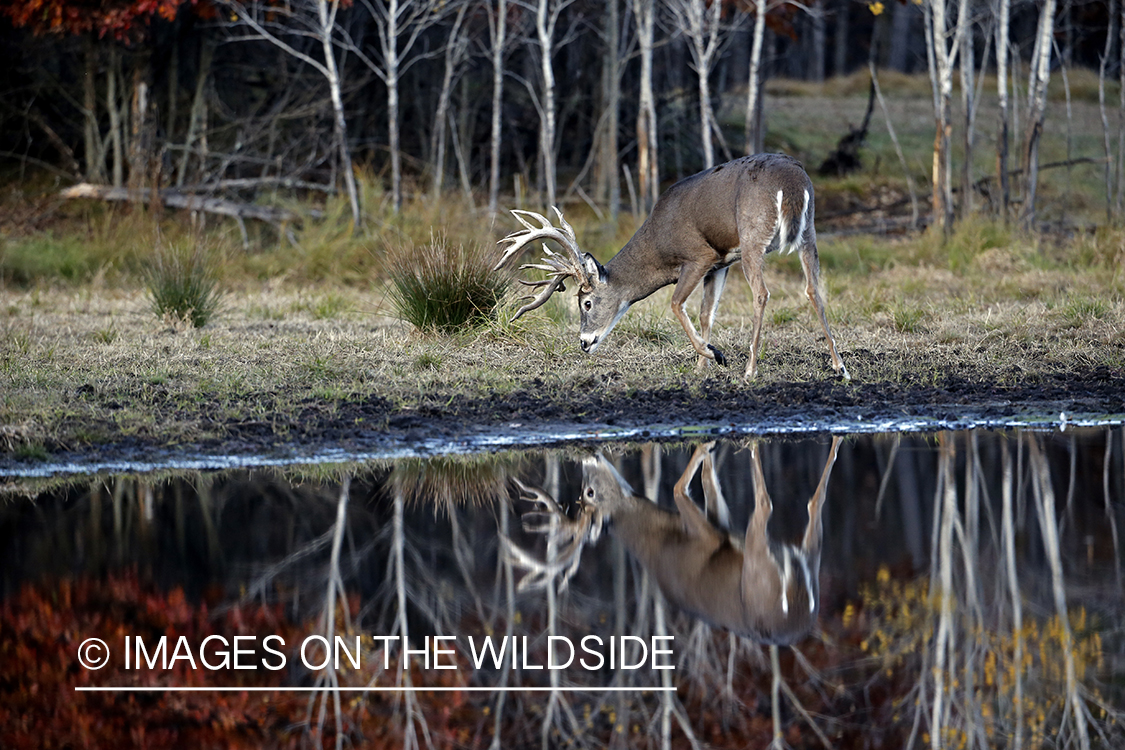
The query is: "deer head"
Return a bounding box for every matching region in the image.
[494,208,627,355]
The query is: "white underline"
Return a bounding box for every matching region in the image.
[76,686,675,693]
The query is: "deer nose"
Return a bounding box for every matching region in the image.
[580,336,599,353]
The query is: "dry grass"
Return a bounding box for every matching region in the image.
[2,224,1122,454]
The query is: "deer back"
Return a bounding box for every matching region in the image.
[606,153,817,303]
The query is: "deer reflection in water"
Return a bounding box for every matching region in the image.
[506,438,841,645]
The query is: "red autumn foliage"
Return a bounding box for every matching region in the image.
[1,0,213,41]
[0,572,310,750]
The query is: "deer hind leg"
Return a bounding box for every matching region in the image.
[746,442,773,550]
[739,249,770,380]
[696,266,730,370]
[672,261,727,366]
[801,436,842,555]
[799,242,850,380]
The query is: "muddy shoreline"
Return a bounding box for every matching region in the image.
[4,363,1123,477]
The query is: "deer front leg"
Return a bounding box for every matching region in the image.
[696,267,730,370]
[672,262,728,366]
[700,442,731,529]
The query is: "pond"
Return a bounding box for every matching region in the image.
[2,428,1123,749]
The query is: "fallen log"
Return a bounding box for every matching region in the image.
[59,183,307,225]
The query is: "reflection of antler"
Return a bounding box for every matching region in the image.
[502,477,603,593]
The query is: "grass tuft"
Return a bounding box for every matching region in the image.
[387,236,510,334]
[145,240,225,329]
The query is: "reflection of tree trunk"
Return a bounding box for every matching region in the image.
[1000,440,1025,749]
[1028,436,1092,750]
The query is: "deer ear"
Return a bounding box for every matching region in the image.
[582,253,606,284]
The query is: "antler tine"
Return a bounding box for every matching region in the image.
[493,208,586,278]
[509,276,566,322]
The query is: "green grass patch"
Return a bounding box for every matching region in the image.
[146,240,225,329]
[387,236,510,334]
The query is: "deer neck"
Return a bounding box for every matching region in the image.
[604,227,679,304]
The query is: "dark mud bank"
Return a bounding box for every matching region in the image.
[4,364,1124,477]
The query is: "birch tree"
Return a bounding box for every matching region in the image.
[667,0,735,169]
[1098,0,1118,223]
[1020,0,1058,227]
[430,2,470,201]
[486,0,511,217]
[516,0,576,209]
[632,0,659,214]
[354,0,442,213]
[744,0,770,155]
[922,0,968,236]
[594,0,623,219]
[222,0,362,226]
[995,0,1012,220]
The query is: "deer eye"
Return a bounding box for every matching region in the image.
[585,487,595,499]
[583,299,592,311]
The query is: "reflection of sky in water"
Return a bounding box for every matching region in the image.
[2,429,1122,748]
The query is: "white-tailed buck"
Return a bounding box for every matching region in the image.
[495,153,849,380]
[508,438,842,645]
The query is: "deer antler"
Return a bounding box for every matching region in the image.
[494,208,592,321]
[502,477,602,593]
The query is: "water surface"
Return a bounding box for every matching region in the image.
[2,428,1122,748]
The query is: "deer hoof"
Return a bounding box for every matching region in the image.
[708,345,727,367]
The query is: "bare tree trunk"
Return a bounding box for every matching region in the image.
[811,5,826,82]
[107,48,124,188]
[83,37,106,183]
[924,0,963,237]
[633,0,659,214]
[995,0,1011,220]
[317,0,361,225]
[745,0,768,155]
[127,50,152,194]
[487,0,508,218]
[535,0,565,208]
[1021,0,1057,228]
[177,39,212,188]
[1099,0,1118,223]
[431,4,469,201]
[166,35,178,148]
[669,0,725,169]
[834,0,849,76]
[595,0,622,220]
[385,1,404,212]
[958,1,975,218]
